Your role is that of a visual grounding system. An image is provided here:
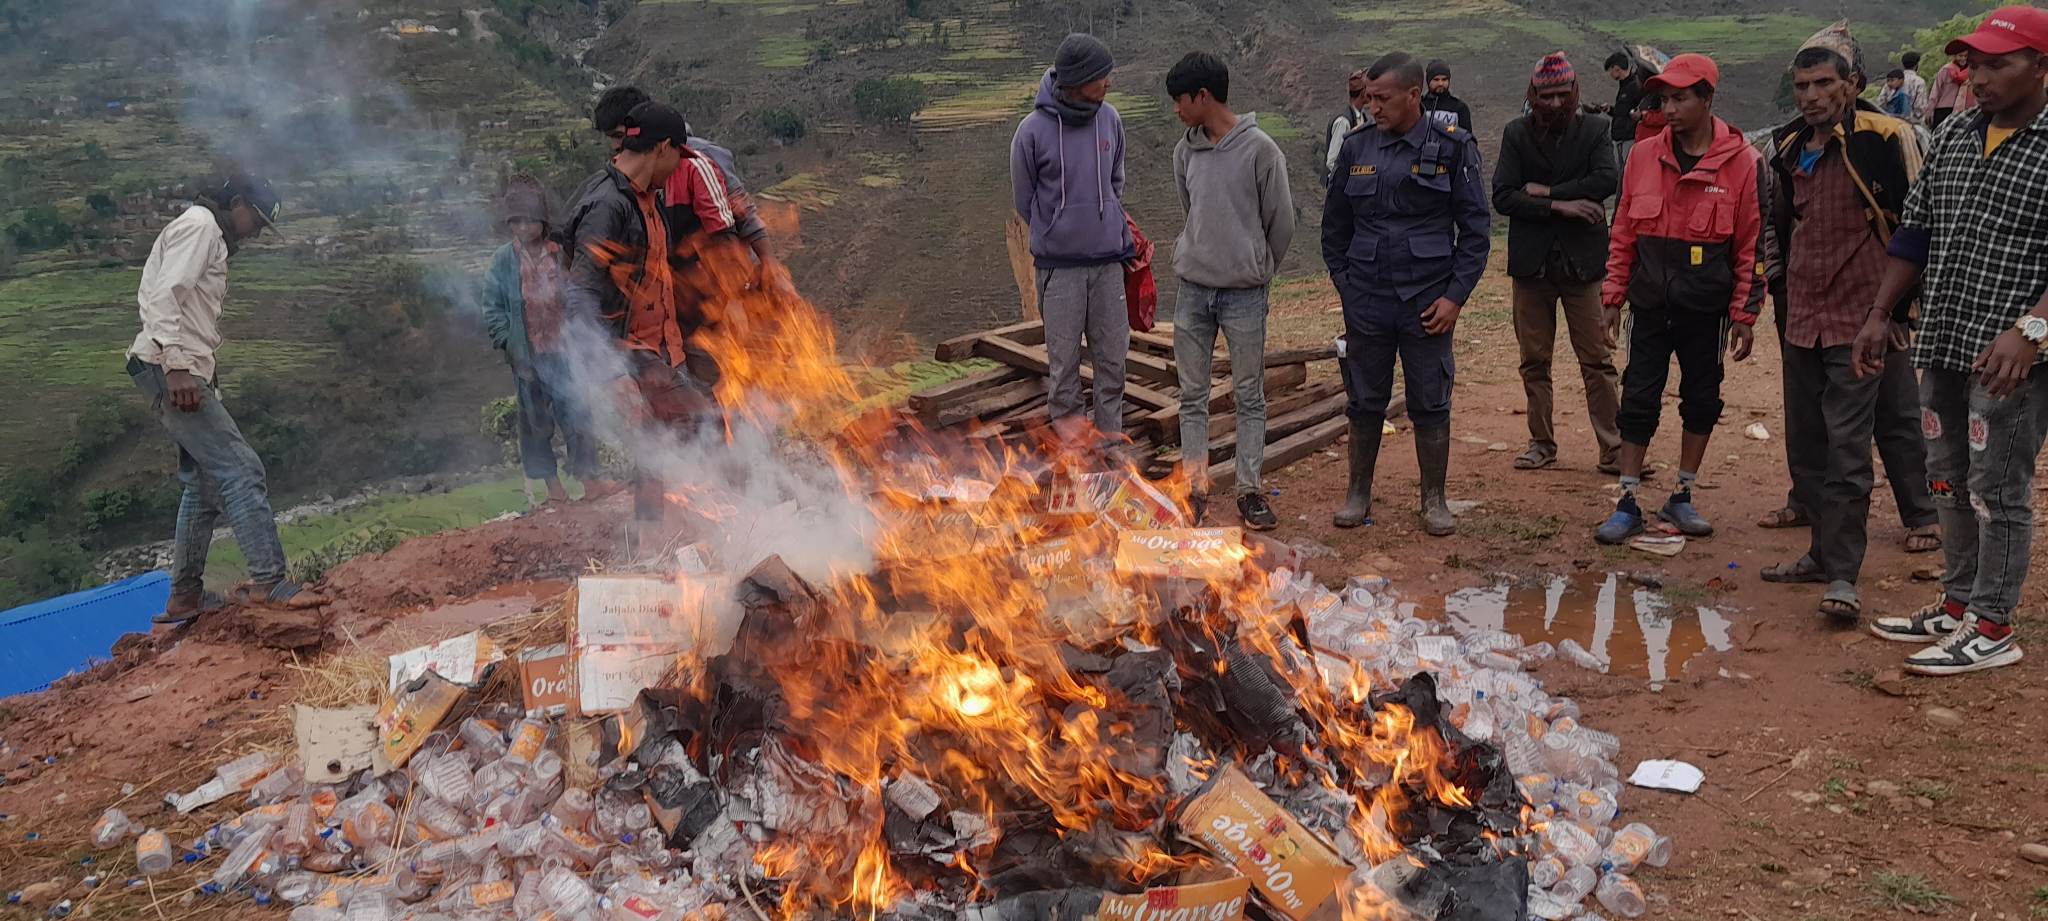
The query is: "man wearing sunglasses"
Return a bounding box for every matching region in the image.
[1323,68,1373,187]
[127,171,325,623]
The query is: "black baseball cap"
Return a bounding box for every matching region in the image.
[618,101,688,153]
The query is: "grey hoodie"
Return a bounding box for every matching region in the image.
[1172,113,1295,289]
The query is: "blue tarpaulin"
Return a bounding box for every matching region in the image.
[0,571,169,697]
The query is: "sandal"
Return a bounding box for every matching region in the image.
[230,581,329,610]
[155,590,226,625]
[1903,525,1942,554]
[1756,506,1808,529]
[1513,445,1557,470]
[1818,581,1861,621]
[1762,555,1827,584]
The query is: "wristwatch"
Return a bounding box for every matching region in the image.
[2019,314,2048,349]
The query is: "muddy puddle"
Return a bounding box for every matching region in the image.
[1424,573,1737,689]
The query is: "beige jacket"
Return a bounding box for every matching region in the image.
[129,206,229,382]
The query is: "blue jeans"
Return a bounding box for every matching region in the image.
[128,359,287,593]
[1175,280,1269,494]
[1922,365,2048,626]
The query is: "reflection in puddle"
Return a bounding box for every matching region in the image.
[1427,573,1735,689]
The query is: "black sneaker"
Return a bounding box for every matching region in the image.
[1238,493,1278,531]
[1188,491,1209,527]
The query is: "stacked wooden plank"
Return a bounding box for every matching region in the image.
[908,320,1389,484]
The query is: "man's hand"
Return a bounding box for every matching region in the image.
[1601,305,1622,349]
[1523,182,1553,198]
[1888,321,1912,352]
[1421,297,1463,336]
[1728,323,1754,362]
[1974,328,2039,398]
[1851,313,1892,378]
[165,369,204,413]
[1551,200,1605,223]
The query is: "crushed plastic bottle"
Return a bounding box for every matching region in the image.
[1595,872,1647,918]
[1557,638,1611,673]
[89,808,134,849]
[1603,822,1673,872]
[135,828,173,876]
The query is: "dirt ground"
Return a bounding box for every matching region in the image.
[3,265,2047,920]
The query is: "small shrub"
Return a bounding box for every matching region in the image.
[757,107,807,142]
[851,77,928,125]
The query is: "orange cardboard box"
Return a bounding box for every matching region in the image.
[1091,875,1252,921]
[1175,765,1350,921]
[1114,529,1246,580]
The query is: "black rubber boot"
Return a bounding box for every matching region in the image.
[1333,414,1383,528]
[1416,425,1456,536]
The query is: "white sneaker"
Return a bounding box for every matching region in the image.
[1903,616,2023,676]
[1871,595,1965,643]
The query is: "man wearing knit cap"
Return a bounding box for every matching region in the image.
[1011,33,1136,451]
[1492,52,1622,475]
[1422,59,1474,133]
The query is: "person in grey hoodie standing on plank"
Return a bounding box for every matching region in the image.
[1010,33,1136,450]
[1166,51,1295,530]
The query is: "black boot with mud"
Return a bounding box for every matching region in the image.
[1334,414,1383,528]
[1416,425,1456,537]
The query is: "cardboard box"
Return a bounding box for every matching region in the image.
[1115,529,1246,581]
[517,644,574,717]
[572,575,701,647]
[387,630,503,691]
[375,672,465,772]
[294,704,382,784]
[575,645,681,716]
[1092,876,1251,921]
[1176,765,1350,921]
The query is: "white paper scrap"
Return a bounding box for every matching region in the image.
[1628,759,1704,794]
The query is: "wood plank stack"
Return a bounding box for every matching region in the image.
[907,321,1395,484]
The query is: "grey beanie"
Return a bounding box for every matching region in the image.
[1426,59,1452,80]
[1054,33,1114,87]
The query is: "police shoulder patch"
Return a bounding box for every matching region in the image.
[1350,164,1376,175]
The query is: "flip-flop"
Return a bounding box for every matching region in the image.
[1513,446,1557,470]
[1761,556,1827,584]
[1903,525,1942,554]
[1819,581,1861,621]
[154,590,226,625]
[1756,506,1809,529]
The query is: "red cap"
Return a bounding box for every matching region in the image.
[1645,53,1721,93]
[1945,6,2048,56]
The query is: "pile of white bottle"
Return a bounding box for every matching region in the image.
[90,703,729,921]
[1271,570,1670,919]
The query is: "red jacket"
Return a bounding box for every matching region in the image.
[1604,117,1765,325]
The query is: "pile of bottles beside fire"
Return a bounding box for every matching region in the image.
[85,538,1667,921]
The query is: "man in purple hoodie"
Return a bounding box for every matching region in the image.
[1010,33,1136,447]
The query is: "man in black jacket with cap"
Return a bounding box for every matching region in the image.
[1423,59,1474,132]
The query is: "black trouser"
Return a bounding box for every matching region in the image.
[1617,307,1725,447]
[1782,343,1883,584]
[1780,337,1936,530]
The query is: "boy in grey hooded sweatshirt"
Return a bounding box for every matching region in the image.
[1166,51,1295,529]
[1010,33,1135,446]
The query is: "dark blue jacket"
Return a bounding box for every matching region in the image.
[1322,117,1491,307]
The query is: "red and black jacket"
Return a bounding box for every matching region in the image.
[1604,117,1765,325]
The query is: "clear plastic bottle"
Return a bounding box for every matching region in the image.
[248,763,306,805]
[503,719,550,773]
[275,802,319,858]
[216,752,278,791]
[411,797,474,840]
[1595,872,1647,918]
[1557,639,1610,673]
[1569,786,1618,826]
[540,862,596,915]
[340,892,393,921]
[273,871,330,905]
[288,907,344,921]
[1524,888,1574,921]
[419,755,476,807]
[338,797,396,849]
[1544,820,1602,867]
[212,826,276,890]
[1603,823,1673,872]
[1554,863,1598,903]
[1529,856,1565,889]
[135,829,174,875]
[458,718,509,759]
[90,808,134,849]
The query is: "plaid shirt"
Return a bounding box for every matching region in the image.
[1786,149,1887,350]
[1895,106,2048,372]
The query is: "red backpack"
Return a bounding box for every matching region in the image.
[1124,216,1157,332]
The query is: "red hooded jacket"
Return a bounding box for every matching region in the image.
[1603,116,1765,326]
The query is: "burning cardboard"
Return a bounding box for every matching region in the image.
[1115,529,1246,580]
[1092,876,1252,921]
[1176,765,1349,921]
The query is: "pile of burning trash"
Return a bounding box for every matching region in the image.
[72,464,1666,921]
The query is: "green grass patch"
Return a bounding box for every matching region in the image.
[1259,112,1300,142]
[204,477,532,587]
[754,35,815,69]
[1589,14,1828,64]
[1862,872,1953,913]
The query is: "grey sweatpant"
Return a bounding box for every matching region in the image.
[1038,263,1129,438]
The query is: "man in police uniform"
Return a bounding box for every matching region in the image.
[1323,52,1491,536]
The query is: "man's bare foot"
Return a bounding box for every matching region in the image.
[544,477,570,504]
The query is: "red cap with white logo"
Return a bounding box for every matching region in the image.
[1945,5,2048,56]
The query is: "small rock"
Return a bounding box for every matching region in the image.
[1790,791,1824,805]
[1866,780,1902,799]
[2020,843,2048,865]
[1744,422,1771,441]
[1871,669,1911,697]
[1486,442,1510,452]
[1912,796,1935,809]
[1911,565,1942,581]
[1923,706,1966,730]
[19,879,65,906]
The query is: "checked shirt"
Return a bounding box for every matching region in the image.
[1899,104,2048,372]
